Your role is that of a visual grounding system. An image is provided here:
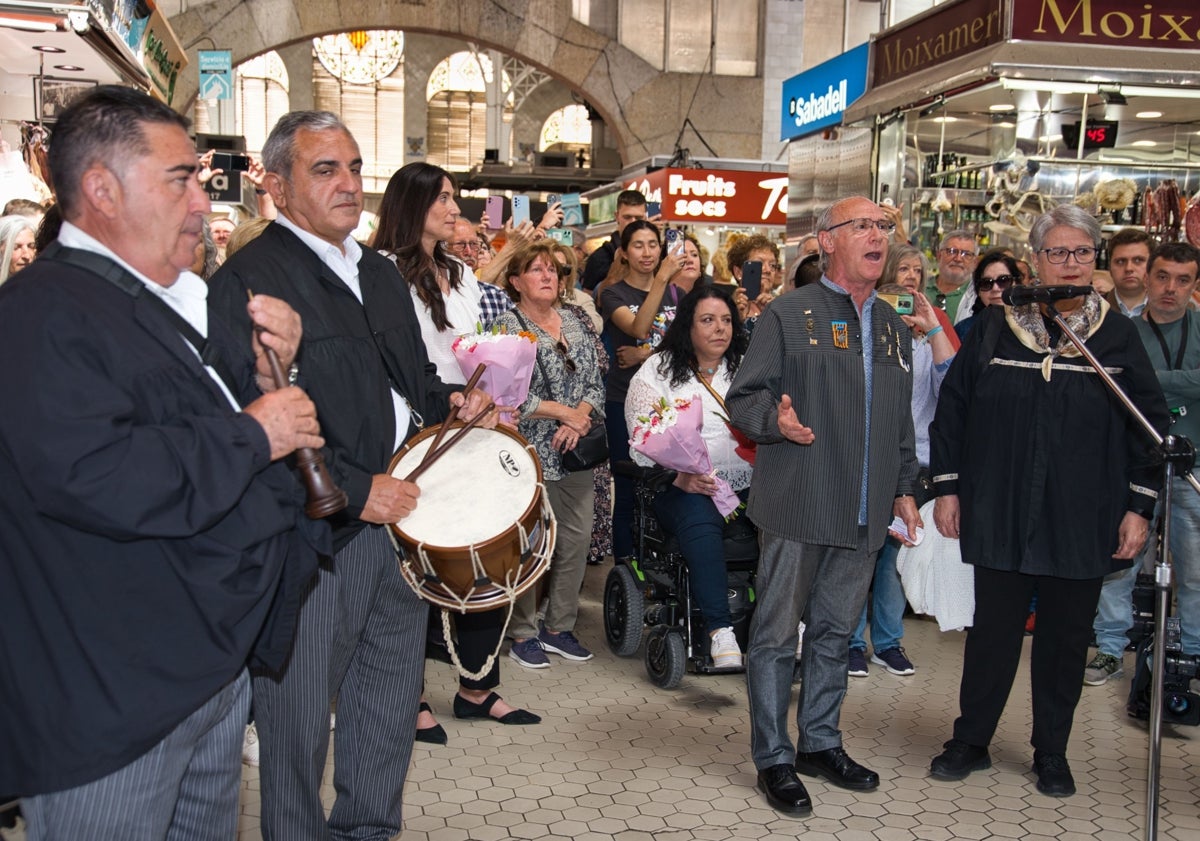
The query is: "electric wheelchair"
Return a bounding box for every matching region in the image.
[603,461,758,688]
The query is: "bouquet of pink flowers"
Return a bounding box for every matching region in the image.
[629,394,741,518]
[452,324,537,424]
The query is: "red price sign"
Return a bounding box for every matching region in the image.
[1063,120,1119,150]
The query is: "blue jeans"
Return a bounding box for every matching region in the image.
[850,536,907,653]
[1094,476,1200,656]
[606,399,634,559]
[654,484,732,634]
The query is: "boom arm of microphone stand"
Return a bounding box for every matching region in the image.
[1049,306,1200,496]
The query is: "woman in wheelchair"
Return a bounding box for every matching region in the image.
[624,285,752,668]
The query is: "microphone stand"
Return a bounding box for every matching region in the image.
[1045,302,1199,841]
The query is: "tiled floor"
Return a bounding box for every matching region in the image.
[236,564,1199,840]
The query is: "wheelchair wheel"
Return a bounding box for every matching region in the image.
[645,625,686,689]
[604,565,645,657]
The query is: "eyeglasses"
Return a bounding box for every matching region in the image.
[1039,246,1098,264]
[934,292,947,310]
[978,274,1019,291]
[940,247,976,259]
[555,340,577,373]
[764,262,782,272]
[824,218,897,236]
[449,240,480,253]
[555,264,573,279]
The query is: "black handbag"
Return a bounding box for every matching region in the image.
[517,309,608,472]
[560,414,609,471]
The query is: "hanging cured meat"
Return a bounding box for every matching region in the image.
[1154,180,1182,241]
[1185,201,1200,248]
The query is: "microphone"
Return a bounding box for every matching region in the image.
[1002,284,1095,307]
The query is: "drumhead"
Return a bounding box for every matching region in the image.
[391,427,539,546]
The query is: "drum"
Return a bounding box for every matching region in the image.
[388,423,555,613]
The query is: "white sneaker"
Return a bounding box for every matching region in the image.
[796,621,806,660]
[711,627,743,669]
[242,723,260,767]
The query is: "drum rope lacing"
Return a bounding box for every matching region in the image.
[388,485,557,681]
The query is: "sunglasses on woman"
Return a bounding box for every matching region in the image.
[555,340,577,373]
[978,274,1019,291]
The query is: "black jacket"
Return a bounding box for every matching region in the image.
[580,233,618,291]
[209,222,457,551]
[930,305,1169,579]
[0,246,325,795]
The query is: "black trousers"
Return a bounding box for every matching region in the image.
[953,566,1103,754]
[427,604,503,691]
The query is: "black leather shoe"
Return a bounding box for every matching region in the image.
[453,692,541,725]
[415,701,448,745]
[930,738,991,781]
[794,746,879,791]
[1033,751,1075,797]
[756,763,812,815]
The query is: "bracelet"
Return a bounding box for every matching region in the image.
[925,325,943,339]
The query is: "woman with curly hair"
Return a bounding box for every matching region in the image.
[624,285,753,669]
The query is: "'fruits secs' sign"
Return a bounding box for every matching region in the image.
[624,169,788,226]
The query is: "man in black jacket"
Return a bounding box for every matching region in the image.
[209,111,494,841]
[0,87,326,839]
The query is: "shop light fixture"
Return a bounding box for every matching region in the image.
[989,103,1016,112]
[1132,140,1158,147]
[1001,79,1099,95]
[1122,85,1200,100]
[931,116,958,123]
[54,64,84,72]
[1135,111,1163,119]
[1,16,58,32]
[1038,134,1062,142]
[33,45,66,53]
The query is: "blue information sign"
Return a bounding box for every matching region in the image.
[780,43,870,141]
[198,50,233,101]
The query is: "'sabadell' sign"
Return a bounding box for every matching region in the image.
[1012,0,1200,49]
[872,0,1005,88]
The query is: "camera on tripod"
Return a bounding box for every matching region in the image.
[1128,572,1200,725]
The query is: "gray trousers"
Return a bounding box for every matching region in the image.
[23,670,250,841]
[254,526,424,841]
[747,528,875,769]
[511,469,596,639]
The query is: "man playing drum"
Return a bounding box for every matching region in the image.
[209,111,495,841]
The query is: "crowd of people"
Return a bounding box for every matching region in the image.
[1,86,1196,839]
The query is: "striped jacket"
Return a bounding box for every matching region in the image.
[728,281,918,551]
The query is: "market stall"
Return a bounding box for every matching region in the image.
[840,0,1200,259]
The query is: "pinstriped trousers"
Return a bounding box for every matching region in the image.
[254,526,424,841]
[22,669,250,841]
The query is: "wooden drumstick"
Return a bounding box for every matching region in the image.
[405,401,495,484]
[419,363,487,468]
[247,290,348,519]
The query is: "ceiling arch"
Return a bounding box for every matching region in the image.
[168,0,764,164]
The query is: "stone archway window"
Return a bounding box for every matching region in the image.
[312,31,407,193]
[236,51,289,159]
[314,31,405,85]
[539,104,592,156]
[426,51,513,171]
